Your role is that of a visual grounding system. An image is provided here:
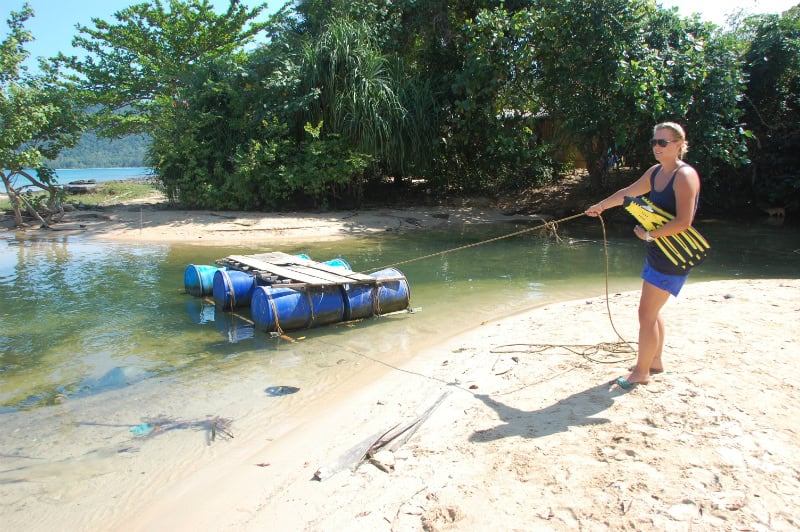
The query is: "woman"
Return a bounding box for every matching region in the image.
[585,122,701,389]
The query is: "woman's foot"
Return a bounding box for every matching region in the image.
[650,356,664,374]
[629,354,663,374]
[625,370,650,385]
[611,376,647,390]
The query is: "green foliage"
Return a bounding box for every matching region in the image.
[150,59,248,208]
[150,57,372,210]
[298,18,405,164]
[0,2,32,84]
[522,0,753,199]
[637,11,751,185]
[42,0,800,215]
[439,7,555,194]
[531,0,664,187]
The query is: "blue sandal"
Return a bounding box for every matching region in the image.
[612,377,637,390]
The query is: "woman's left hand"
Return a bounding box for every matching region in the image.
[585,203,604,217]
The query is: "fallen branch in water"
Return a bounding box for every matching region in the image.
[210,416,234,442]
[129,415,234,444]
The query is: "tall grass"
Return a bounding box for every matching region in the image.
[298,18,437,173]
[64,181,162,207]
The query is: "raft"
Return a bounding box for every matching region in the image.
[183,252,410,334]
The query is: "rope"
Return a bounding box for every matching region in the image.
[285,212,639,393]
[356,212,636,361]
[598,215,635,348]
[362,212,586,274]
[266,290,284,335]
[351,212,637,387]
[488,214,637,371]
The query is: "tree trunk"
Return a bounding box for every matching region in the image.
[1,174,25,227]
[582,149,606,191]
[17,192,49,228]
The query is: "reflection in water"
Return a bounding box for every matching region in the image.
[186,299,216,325]
[0,238,177,409]
[213,309,257,343]
[0,218,798,411]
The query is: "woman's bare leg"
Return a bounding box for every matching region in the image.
[650,314,665,372]
[626,281,671,384]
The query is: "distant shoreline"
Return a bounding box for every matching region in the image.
[1,168,154,193]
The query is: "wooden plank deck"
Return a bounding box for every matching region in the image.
[218,252,374,286]
[252,253,374,281]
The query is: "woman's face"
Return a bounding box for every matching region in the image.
[651,129,681,160]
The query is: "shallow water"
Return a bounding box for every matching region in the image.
[0,216,797,528]
[1,218,798,411]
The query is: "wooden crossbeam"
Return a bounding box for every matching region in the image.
[246,252,372,281]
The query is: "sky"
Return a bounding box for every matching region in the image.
[5,0,799,68]
[658,0,797,26]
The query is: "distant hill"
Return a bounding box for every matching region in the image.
[48,133,150,168]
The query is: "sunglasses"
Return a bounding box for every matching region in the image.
[650,138,678,148]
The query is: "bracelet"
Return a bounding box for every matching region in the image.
[645,230,655,242]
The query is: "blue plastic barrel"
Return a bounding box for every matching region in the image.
[184,264,220,297]
[251,285,345,332]
[370,267,411,314]
[213,269,256,310]
[341,267,411,319]
[341,283,374,320]
[322,257,351,270]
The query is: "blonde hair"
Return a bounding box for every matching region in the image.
[654,122,689,159]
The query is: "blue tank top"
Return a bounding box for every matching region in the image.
[648,164,681,214]
[645,164,698,275]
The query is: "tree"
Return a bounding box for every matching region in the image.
[530,0,666,188]
[632,9,751,211]
[1,3,88,227]
[441,7,554,194]
[739,8,800,210]
[61,0,272,138]
[297,18,405,167]
[525,0,753,196]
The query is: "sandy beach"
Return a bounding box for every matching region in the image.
[2,201,799,530]
[1,194,528,244]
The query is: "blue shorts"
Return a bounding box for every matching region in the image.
[642,259,689,297]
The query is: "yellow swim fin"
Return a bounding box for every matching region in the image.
[622,196,710,269]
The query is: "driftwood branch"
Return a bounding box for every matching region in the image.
[314,390,452,481]
[16,193,50,228]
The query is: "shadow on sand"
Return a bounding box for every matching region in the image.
[468,381,629,442]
